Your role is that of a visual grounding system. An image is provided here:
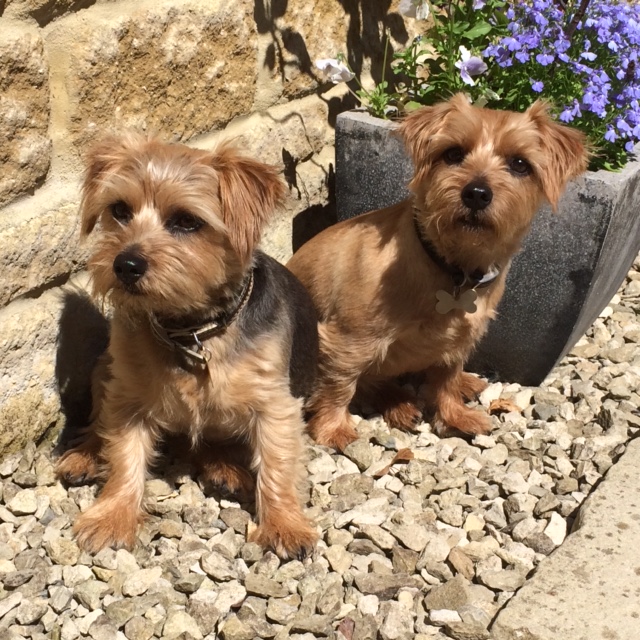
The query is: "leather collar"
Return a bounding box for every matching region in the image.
[149,270,254,366]
[413,213,501,290]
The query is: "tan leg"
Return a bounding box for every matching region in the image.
[306,323,377,450]
[73,397,158,553]
[358,379,423,431]
[247,391,317,560]
[424,365,492,436]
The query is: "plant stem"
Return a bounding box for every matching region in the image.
[565,0,591,41]
[382,28,390,86]
[446,1,456,88]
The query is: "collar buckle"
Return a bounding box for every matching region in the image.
[192,332,212,363]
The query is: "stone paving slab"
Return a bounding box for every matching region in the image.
[491,436,640,640]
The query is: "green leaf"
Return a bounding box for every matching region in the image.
[451,21,470,35]
[404,101,423,112]
[463,22,492,40]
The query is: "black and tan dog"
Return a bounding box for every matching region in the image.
[57,133,318,559]
[288,94,588,450]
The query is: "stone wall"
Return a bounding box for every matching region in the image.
[0,0,416,456]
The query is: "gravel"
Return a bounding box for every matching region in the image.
[0,256,639,639]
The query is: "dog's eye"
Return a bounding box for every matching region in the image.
[508,157,532,176]
[442,146,466,165]
[166,211,204,234]
[110,201,133,224]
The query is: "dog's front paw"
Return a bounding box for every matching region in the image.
[74,502,140,553]
[250,517,318,561]
[315,426,358,452]
[458,372,488,401]
[436,406,493,437]
[308,413,358,451]
[384,401,423,431]
[201,462,255,501]
[56,449,100,486]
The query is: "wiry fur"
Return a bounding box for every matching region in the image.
[57,132,319,559]
[287,94,588,450]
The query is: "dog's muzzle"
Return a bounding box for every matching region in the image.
[113,250,148,286]
[461,179,493,212]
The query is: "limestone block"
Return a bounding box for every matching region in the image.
[47,0,257,151]
[264,0,417,100]
[0,193,87,307]
[0,278,108,456]
[221,97,333,170]
[266,0,349,99]
[0,24,51,207]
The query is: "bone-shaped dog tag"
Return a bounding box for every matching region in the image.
[435,289,478,314]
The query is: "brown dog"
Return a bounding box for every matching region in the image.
[56,133,319,559]
[287,94,588,450]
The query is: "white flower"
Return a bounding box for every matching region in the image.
[454,46,488,86]
[315,58,355,84]
[399,0,430,21]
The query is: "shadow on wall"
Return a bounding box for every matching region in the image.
[253,0,407,250]
[31,0,97,27]
[291,163,337,252]
[253,0,410,128]
[292,201,338,253]
[55,289,109,447]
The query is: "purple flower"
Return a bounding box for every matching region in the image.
[536,52,555,66]
[530,79,544,93]
[559,108,574,123]
[503,37,522,52]
[604,127,618,142]
[455,46,488,86]
[617,118,632,133]
[473,0,486,9]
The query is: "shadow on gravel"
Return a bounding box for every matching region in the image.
[54,289,109,450]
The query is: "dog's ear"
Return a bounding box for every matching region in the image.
[526,101,589,211]
[79,133,141,236]
[80,137,116,236]
[208,143,286,262]
[398,93,469,169]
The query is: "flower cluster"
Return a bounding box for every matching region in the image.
[390,0,510,112]
[315,0,640,170]
[483,0,640,169]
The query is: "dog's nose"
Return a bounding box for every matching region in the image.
[113,250,148,285]
[461,180,493,211]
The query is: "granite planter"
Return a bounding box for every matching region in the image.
[335,110,640,386]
